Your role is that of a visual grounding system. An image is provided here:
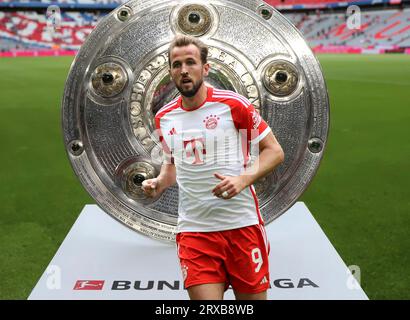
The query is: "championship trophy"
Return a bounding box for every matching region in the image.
[62,0,330,241]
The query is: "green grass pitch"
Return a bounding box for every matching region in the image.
[0,54,409,299]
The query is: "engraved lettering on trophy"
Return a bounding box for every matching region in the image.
[247,85,258,99]
[141,136,153,147]
[207,47,218,57]
[151,190,179,214]
[241,73,253,87]
[131,102,142,116]
[228,60,236,69]
[133,82,144,93]
[218,51,227,62]
[133,121,146,137]
[130,55,163,152]
[132,87,144,102]
[146,55,167,72]
[138,70,151,85]
[206,46,260,107]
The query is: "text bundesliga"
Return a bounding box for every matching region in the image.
[155,304,255,317]
[110,278,319,290]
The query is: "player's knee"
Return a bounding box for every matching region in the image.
[234,290,267,300]
[188,283,225,300]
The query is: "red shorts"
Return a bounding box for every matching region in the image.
[176,224,270,294]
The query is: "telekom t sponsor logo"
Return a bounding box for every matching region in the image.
[73,280,105,290]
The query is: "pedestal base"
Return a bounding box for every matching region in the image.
[29,202,367,300]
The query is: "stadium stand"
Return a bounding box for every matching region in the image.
[0,0,123,3]
[286,8,410,47]
[0,10,102,51]
[267,0,356,5]
[0,0,409,53]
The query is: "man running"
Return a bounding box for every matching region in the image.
[142,35,284,300]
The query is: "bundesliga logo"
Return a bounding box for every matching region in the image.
[73,280,105,290]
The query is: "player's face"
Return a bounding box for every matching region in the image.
[169,44,209,98]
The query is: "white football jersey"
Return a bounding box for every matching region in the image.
[155,87,271,233]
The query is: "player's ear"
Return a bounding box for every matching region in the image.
[203,62,210,76]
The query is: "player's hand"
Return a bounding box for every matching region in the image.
[141,178,160,198]
[212,172,247,200]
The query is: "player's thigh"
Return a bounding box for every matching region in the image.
[188,283,226,300]
[225,225,270,294]
[177,232,228,291]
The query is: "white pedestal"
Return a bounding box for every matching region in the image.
[29,202,368,300]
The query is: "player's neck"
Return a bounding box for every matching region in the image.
[181,84,208,110]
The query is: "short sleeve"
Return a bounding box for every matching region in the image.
[154,115,174,164]
[234,100,271,146]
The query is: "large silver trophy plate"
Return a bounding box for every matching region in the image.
[62,0,329,241]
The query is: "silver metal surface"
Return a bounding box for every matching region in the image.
[262,60,300,97]
[91,62,128,98]
[62,0,330,241]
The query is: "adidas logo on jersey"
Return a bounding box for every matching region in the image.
[260,276,268,285]
[168,127,177,135]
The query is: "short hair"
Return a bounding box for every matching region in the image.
[168,34,208,67]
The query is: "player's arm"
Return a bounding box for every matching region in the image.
[143,115,177,197]
[213,98,284,199]
[141,162,176,198]
[212,132,284,199]
[240,131,284,187]
[157,162,177,191]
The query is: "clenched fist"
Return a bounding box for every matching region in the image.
[141,178,160,198]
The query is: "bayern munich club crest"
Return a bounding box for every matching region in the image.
[203,115,220,129]
[181,264,188,281]
[251,110,262,129]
